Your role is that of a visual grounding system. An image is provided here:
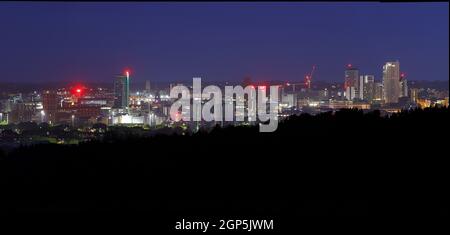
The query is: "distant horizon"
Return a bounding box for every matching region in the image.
[0,2,448,83]
[1,78,449,85]
[0,79,448,94]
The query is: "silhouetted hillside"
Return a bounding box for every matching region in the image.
[0,108,448,229]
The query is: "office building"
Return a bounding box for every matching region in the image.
[345,86,357,101]
[344,65,359,100]
[374,82,384,101]
[42,91,59,123]
[362,75,375,102]
[400,76,408,98]
[410,88,419,103]
[114,72,130,109]
[383,61,401,104]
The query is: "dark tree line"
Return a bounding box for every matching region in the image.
[0,107,448,223]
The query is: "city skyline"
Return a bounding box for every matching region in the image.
[1,2,449,220]
[0,2,448,84]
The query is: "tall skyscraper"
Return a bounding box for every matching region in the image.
[359,75,364,100]
[42,91,58,123]
[114,71,130,109]
[362,75,375,102]
[382,61,401,104]
[344,64,359,100]
[399,74,408,98]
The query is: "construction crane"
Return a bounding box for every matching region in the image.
[284,65,317,92]
[285,82,303,93]
[304,65,316,89]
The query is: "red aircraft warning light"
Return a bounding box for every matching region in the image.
[123,68,131,78]
[72,85,86,97]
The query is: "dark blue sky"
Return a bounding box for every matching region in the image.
[0,2,448,84]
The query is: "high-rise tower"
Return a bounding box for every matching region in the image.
[114,71,130,109]
[344,64,359,100]
[382,61,401,104]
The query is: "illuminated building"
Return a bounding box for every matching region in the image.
[42,91,59,124]
[320,88,329,99]
[345,86,356,101]
[281,94,295,109]
[9,102,35,123]
[399,75,408,98]
[383,61,401,104]
[79,98,108,106]
[416,98,431,108]
[358,75,364,100]
[112,113,144,125]
[146,112,165,127]
[374,82,384,101]
[297,98,309,108]
[361,75,375,102]
[74,106,101,119]
[344,64,359,100]
[438,97,449,107]
[410,88,419,103]
[325,100,370,110]
[114,71,130,109]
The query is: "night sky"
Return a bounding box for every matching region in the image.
[0,2,448,84]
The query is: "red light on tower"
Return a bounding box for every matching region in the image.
[72,85,85,97]
[347,63,352,68]
[124,68,131,78]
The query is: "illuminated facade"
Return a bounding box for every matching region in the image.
[42,91,59,124]
[383,61,401,104]
[345,86,357,101]
[362,75,375,102]
[344,65,359,100]
[374,82,384,101]
[399,77,408,98]
[114,73,130,109]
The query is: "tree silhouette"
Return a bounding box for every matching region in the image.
[0,107,448,219]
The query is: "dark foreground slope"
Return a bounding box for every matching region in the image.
[0,108,448,229]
